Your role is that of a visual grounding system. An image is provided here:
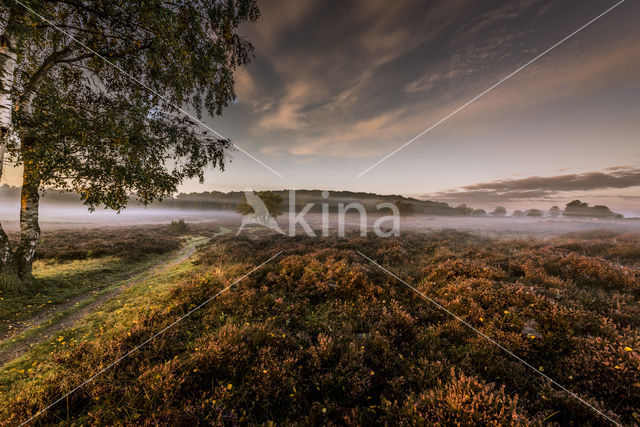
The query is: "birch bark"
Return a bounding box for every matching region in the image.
[0,16,19,274]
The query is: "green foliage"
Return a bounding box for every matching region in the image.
[0,271,22,293]
[394,199,415,217]
[492,206,507,217]
[454,204,473,216]
[549,206,561,217]
[3,0,260,210]
[564,200,620,218]
[236,191,283,218]
[526,209,543,217]
[168,219,189,234]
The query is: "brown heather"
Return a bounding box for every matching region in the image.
[1,229,639,425]
[8,225,183,262]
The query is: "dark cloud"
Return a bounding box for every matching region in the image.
[231,0,631,157]
[465,168,640,192]
[427,168,640,204]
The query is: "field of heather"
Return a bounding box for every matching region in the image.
[1,227,639,425]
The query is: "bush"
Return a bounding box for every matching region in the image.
[0,272,23,293]
[168,219,189,234]
[380,369,530,425]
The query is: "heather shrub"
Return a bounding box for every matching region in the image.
[2,230,638,425]
[28,226,182,261]
[380,369,531,425]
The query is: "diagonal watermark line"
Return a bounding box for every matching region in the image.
[11,0,283,178]
[18,251,283,427]
[357,250,621,426]
[356,0,626,178]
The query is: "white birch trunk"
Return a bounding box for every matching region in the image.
[0,20,18,273]
[0,28,17,179]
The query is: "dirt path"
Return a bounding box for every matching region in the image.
[0,236,209,368]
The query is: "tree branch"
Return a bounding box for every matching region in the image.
[18,46,74,115]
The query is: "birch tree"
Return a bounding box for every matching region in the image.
[0,0,259,286]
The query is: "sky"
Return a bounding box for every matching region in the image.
[3,0,640,214]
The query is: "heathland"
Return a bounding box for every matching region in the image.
[0,223,639,425]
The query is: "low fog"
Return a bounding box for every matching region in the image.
[0,202,241,231]
[2,199,640,237]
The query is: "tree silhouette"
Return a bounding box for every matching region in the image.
[563,200,620,218]
[237,191,284,222]
[395,200,415,217]
[492,206,507,217]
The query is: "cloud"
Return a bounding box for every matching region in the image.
[259,108,409,158]
[234,68,256,100]
[465,168,640,192]
[462,39,640,115]
[237,0,639,161]
[214,0,640,190]
[426,167,640,204]
[255,80,323,131]
[248,0,317,52]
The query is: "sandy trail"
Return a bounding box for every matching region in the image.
[0,236,209,368]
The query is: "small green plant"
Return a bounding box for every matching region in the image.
[168,219,189,234]
[0,271,23,293]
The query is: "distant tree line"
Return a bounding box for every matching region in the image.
[562,200,623,219]
[0,185,625,219]
[496,200,623,219]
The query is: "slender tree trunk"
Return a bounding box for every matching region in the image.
[0,40,17,153]
[0,12,19,279]
[0,224,12,266]
[15,140,41,279]
[0,13,18,173]
[0,227,18,289]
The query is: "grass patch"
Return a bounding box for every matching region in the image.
[0,225,185,336]
[0,236,205,391]
[0,255,166,338]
